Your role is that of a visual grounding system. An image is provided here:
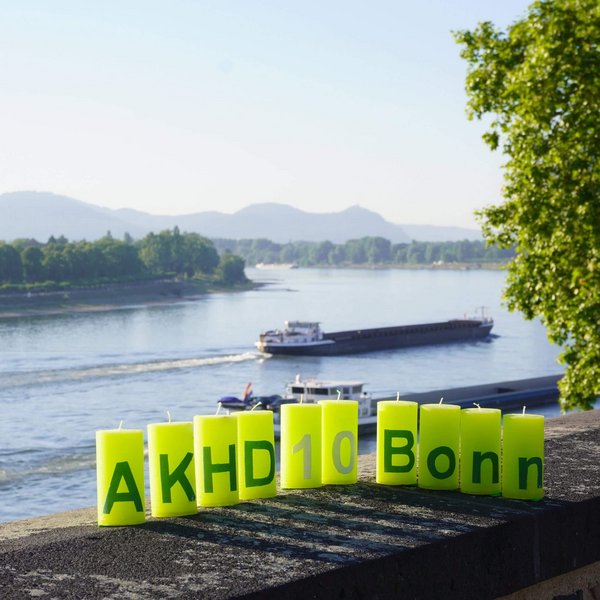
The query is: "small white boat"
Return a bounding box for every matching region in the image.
[255,262,298,270]
[218,376,379,437]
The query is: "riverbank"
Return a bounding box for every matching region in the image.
[1,410,598,599]
[0,278,259,319]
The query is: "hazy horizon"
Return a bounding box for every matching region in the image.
[0,1,531,228]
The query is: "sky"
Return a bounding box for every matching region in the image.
[0,1,532,228]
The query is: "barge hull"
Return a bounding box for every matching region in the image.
[262,320,493,356]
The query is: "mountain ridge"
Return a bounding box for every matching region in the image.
[0,191,481,243]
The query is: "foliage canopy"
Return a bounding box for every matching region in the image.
[455,0,600,410]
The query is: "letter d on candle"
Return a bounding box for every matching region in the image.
[96,427,145,526]
[236,411,276,500]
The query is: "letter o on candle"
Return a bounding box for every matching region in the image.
[418,403,461,490]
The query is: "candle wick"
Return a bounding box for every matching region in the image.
[474,402,481,410]
[396,392,400,402]
[216,402,222,415]
[300,394,304,404]
[118,420,124,430]
[337,389,341,400]
[251,401,263,411]
[523,405,527,415]
[167,410,172,423]
[439,397,444,405]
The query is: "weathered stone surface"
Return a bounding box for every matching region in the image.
[1,410,599,599]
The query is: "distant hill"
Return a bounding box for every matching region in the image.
[0,191,482,243]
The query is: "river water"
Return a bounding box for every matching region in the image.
[0,267,564,523]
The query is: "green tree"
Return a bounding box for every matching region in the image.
[455,0,600,410]
[20,246,45,282]
[0,243,23,283]
[183,233,220,275]
[216,252,247,284]
[365,237,392,264]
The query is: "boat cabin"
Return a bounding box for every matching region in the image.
[285,376,373,417]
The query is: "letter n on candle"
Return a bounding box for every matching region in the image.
[96,428,145,526]
[460,408,501,496]
[502,413,544,500]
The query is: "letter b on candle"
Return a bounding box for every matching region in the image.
[376,400,418,485]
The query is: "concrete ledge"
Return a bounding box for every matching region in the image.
[1,410,599,599]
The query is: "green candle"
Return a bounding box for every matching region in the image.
[236,410,277,500]
[96,427,145,526]
[194,414,239,507]
[418,403,461,490]
[280,403,322,489]
[148,420,196,517]
[502,412,544,500]
[376,400,418,485]
[320,400,358,485]
[460,407,501,495]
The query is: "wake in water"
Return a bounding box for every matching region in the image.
[1,352,263,390]
[0,446,96,487]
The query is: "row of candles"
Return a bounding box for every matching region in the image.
[96,400,544,526]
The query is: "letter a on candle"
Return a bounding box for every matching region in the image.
[96,428,145,526]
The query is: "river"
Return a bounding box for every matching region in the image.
[0,267,564,523]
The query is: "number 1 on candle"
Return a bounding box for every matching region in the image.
[292,434,312,480]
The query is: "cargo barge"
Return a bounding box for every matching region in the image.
[255,316,494,356]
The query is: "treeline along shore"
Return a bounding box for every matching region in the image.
[0,228,513,313]
[213,236,515,268]
[0,228,250,314]
[0,228,247,290]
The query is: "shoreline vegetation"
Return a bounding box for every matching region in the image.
[0,261,504,319]
[0,229,510,318]
[0,278,260,319]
